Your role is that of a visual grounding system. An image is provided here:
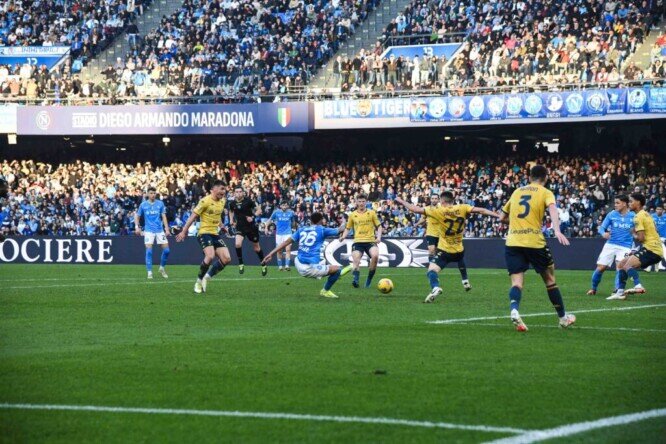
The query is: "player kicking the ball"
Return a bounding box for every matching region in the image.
[395,191,499,302]
[176,180,231,293]
[135,187,170,279]
[499,165,575,332]
[610,193,664,300]
[262,212,352,298]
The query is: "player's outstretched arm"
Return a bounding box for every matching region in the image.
[176,212,199,242]
[394,197,425,214]
[471,207,501,218]
[262,238,293,264]
[547,204,570,246]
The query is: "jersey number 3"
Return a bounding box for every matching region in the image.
[517,195,532,219]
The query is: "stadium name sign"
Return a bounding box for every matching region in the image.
[15,103,309,135]
[0,238,113,263]
[313,87,666,129]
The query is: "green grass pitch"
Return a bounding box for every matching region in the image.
[1,264,665,443]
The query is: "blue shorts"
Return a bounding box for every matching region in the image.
[430,249,465,269]
[505,246,554,275]
[352,242,377,257]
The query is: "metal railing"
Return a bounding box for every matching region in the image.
[0,78,662,106]
[381,32,467,49]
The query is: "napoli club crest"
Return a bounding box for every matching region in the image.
[565,93,584,114]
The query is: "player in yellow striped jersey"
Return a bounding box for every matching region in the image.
[395,191,500,303]
[176,180,231,293]
[340,194,382,288]
[611,193,665,300]
[417,193,473,292]
[499,165,575,332]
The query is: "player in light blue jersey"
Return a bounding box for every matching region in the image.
[266,201,296,271]
[587,195,643,296]
[647,205,666,272]
[134,187,170,279]
[262,212,352,298]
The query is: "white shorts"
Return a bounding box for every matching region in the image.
[596,243,631,267]
[295,258,330,279]
[144,232,168,245]
[276,234,292,247]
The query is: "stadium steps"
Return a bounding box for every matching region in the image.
[81,0,183,83]
[311,0,411,89]
[623,23,666,70]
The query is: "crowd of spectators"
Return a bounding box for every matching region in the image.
[0,0,152,100]
[334,0,666,92]
[0,0,379,100]
[3,0,665,100]
[1,0,150,61]
[1,152,663,241]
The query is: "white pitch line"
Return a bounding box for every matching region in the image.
[0,403,530,434]
[428,304,666,324]
[457,322,666,333]
[485,408,666,444]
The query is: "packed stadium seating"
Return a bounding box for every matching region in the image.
[2,0,664,100]
[0,0,150,60]
[337,0,666,91]
[55,0,380,99]
[1,153,663,238]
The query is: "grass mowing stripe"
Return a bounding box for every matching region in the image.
[0,403,531,434]
[485,408,666,444]
[427,303,666,324]
[2,276,295,290]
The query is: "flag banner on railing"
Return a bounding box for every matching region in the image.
[313,87,665,129]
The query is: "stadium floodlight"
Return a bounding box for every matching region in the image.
[505,139,519,143]
[553,138,559,142]
[162,136,170,145]
[444,136,451,140]
[85,138,94,144]
[7,134,17,145]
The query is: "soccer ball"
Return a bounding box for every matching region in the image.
[377,278,394,294]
